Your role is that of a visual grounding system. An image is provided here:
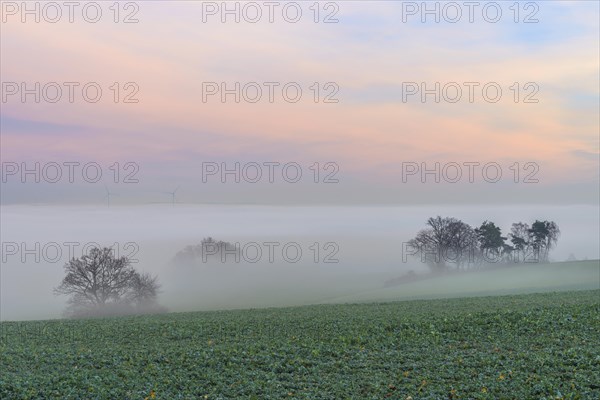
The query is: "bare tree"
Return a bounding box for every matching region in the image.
[447,220,478,270]
[408,216,477,271]
[128,272,161,305]
[544,221,560,261]
[509,222,531,262]
[55,247,163,317]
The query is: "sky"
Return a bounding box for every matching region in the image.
[1,0,599,205]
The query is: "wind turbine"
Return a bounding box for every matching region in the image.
[104,185,118,207]
[162,185,180,206]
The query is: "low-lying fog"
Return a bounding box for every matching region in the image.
[1,204,598,321]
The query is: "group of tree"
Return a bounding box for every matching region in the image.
[407,216,560,271]
[172,237,238,266]
[55,247,165,318]
[55,220,562,316]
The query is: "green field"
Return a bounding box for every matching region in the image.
[1,289,599,399]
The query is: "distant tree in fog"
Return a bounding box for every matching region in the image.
[507,220,560,263]
[54,247,164,317]
[408,216,477,271]
[528,220,560,262]
[172,237,238,266]
[408,218,561,270]
[448,219,478,269]
[509,222,531,262]
[128,272,161,305]
[475,221,507,261]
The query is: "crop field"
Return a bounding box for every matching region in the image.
[1,289,599,399]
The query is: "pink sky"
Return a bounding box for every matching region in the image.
[1,1,598,203]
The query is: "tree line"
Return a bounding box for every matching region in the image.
[407,217,560,271]
[54,219,561,317]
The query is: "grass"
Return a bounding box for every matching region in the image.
[1,289,599,399]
